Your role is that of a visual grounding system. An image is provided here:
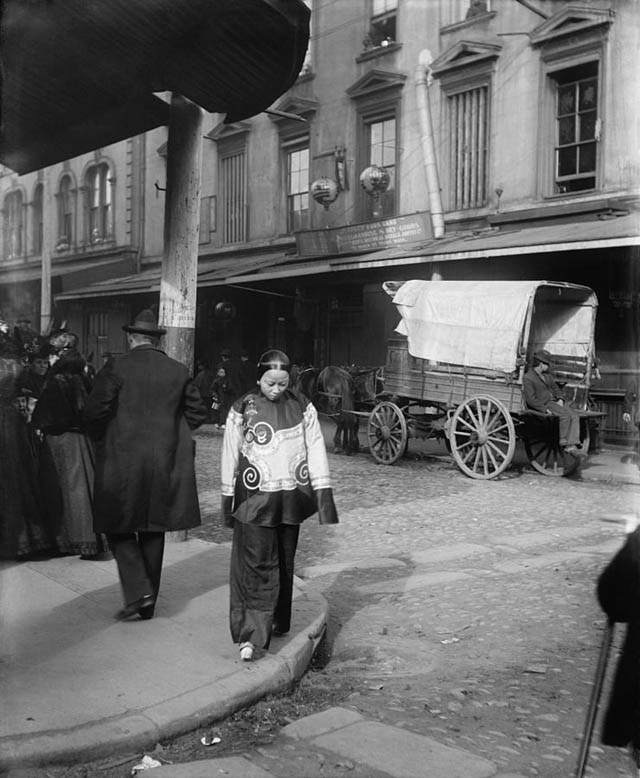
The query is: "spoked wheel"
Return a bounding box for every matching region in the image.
[523,422,589,477]
[449,395,516,479]
[368,401,407,465]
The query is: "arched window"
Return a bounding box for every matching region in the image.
[3,190,24,259]
[32,183,43,255]
[57,174,73,250]
[85,163,112,244]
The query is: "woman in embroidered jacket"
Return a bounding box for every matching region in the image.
[221,349,338,661]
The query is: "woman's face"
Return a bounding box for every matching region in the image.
[258,368,289,401]
[33,358,48,375]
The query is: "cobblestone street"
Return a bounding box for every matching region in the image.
[191,423,639,777]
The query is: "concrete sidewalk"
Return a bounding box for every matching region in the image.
[0,540,327,769]
[0,441,636,773]
[149,706,525,778]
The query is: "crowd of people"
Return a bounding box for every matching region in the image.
[0,311,338,668]
[3,309,640,766]
[0,318,105,560]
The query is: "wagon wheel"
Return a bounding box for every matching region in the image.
[368,401,407,465]
[523,422,589,478]
[449,395,516,480]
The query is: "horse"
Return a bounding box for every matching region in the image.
[316,366,360,455]
[291,364,319,403]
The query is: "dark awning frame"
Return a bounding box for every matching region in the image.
[0,0,310,174]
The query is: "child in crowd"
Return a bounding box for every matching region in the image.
[210,366,229,428]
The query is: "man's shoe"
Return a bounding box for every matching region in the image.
[115,594,155,621]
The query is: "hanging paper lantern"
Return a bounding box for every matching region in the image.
[359,164,390,195]
[310,177,339,210]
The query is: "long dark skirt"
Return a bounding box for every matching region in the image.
[43,431,106,556]
[0,404,52,559]
[229,522,300,650]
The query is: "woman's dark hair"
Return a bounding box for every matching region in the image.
[256,349,291,380]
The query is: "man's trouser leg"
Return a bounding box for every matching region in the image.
[107,532,164,606]
[550,403,580,446]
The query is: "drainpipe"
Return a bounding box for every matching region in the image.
[134,133,146,274]
[415,51,445,239]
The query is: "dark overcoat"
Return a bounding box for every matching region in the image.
[597,526,640,749]
[83,344,207,533]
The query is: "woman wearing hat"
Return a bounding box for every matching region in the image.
[32,331,106,558]
[0,321,52,559]
[83,309,207,619]
[523,349,583,454]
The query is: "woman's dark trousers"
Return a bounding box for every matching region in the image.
[229,522,300,650]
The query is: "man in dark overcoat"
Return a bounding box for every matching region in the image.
[83,309,207,620]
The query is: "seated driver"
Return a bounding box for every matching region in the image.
[523,349,583,454]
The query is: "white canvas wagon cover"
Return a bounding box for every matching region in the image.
[384,279,597,373]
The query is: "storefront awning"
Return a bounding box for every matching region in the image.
[0,256,135,286]
[54,252,294,300]
[51,205,640,301]
[226,206,640,283]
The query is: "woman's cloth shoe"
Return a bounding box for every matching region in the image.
[115,594,155,621]
[239,642,254,661]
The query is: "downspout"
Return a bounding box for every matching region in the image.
[415,51,445,239]
[134,133,146,273]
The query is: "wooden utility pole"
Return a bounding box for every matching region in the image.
[159,94,204,370]
[158,94,204,542]
[40,172,52,335]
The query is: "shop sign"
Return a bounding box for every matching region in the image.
[295,210,433,257]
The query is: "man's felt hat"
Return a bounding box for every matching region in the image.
[533,349,552,365]
[122,309,166,336]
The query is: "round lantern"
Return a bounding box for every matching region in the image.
[214,301,237,321]
[310,177,339,210]
[359,164,390,195]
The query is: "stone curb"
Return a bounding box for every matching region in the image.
[0,590,328,769]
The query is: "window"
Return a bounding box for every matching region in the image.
[85,163,112,244]
[430,41,500,212]
[364,114,397,218]
[221,150,247,244]
[369,0,397,47]
[3,190,24,259]
[448,85,489,209]
[199,196,216,244]
[286,144,309,233]
[57,174,73,249]
[530,5,612,197]
[32,183,43,255]
[552,62,598,194]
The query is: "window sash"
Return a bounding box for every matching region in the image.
[87,164,111,243]
[33,185,43,255]
[554,74,598,192]
[58,177,73,243]
[372,0,397,17]
[286,146,309,233]
[5,192,23,258]
[448,85,488,210]
[221,151,247,244]
[364,116,396,218]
